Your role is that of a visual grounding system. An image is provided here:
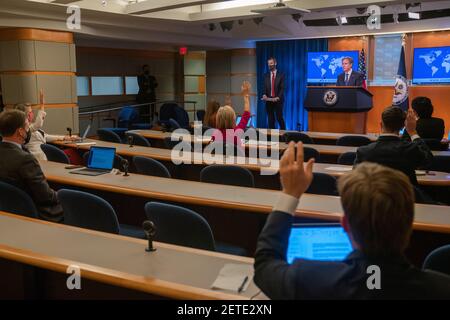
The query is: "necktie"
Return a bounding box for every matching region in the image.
[345,73,349,84]
[271,72,275,97]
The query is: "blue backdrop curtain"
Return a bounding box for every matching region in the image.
[256,39,328,130]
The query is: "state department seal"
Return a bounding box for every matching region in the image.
[323,90,338,106]
[392,75,408,106]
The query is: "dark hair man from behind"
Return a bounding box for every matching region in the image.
[410,96,445,140]
[0,110,63,222]
[254,142,450,299]
[354,106,433,187]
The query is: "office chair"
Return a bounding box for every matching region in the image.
[97,129,123,143]
[306,173,338,196]
[144,202,247,256]
[337,152,357,165]
[423,244,450,276]
[133,156,171,178]
[283,132,314,144]
[0,181,38,218]
[336,135,371,147]
[200,165,255,188]
[40,144,70,164]
[58,189,145,239]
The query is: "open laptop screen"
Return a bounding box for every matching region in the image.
[87,147,115,170]
[287,223,353,263]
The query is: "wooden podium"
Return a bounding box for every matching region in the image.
[305,86,373,134]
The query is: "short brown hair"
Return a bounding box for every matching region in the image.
[0,109,27,136]
[338,162,414,257]
[13,103,32,113]
[382,106,406,132]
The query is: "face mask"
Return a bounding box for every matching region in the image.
[20,128,31,145]
[144,70,150,75]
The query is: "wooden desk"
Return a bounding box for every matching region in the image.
[40,161,450,234]
[53,139,450,187]
[0,211,261,300]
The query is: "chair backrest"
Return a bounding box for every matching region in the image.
[40,144,70,164]
[428,155,450,173]
[125,132,151,147]
[197,110,205,122]
[283,132,313,144]
[97,129,122,143]
[159,103,179,124]
[133,156,171,178]
[118,106,139,129]
[169,118,181,131]
[337,152,357,165]
[163,136,183,149]
[58,189,120,234]
[336,135,372,147]
[83,151,125,170]
[423,244,450,276]
[0,181,38,218]
[174,106,190,128]
[306,172,338,196]
[144,201,215,251]
[304,147,320,162]
[200,165,255,187]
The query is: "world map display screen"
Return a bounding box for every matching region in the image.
[307,51,359,84]
[413,46,450,84]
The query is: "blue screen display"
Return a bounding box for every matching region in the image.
[287,224,353,263]
[413,46,450,84]
[307,51,359,83]
[87,147,115,170]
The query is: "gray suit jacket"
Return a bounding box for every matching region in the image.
[0,142,62,221]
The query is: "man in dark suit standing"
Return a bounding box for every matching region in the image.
[137,64,158,122]
[254,142,450,299]
[0,110,63,222]
[336,57,364,86]
[262,57,286,130]
[355,106,433,187]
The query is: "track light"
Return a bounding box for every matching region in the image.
[336,14,348,25]
[220,21,234,32]
[208,23,216,31]
[253,17,264,25]
[408,11,420,19]
[393,12,399,23]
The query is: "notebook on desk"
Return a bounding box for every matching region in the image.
[70,146,115,176]
[287,223,353,263]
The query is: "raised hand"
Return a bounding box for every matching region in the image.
[241,81,251,95]
[39,89,45,111]
[405,108,417,135]
[280,142,315,199]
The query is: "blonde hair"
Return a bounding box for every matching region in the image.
[216,105,236,130]
[338,162,415,257]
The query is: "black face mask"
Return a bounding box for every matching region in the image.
[21,128,31,145]
[144,70,150,75]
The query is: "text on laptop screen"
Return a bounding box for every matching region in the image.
[87,147,115,170]
[287,224,353,263]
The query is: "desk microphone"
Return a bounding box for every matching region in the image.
[67,127,72,137]
[122,159,130,176]
[128,135,134,148]
[143,220,157,252]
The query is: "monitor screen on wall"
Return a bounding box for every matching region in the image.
[412,46,450,85]
[307,51,359,84]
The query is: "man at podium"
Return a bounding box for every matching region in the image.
[336,57,364,86]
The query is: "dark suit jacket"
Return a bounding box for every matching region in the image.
[137,74,158,103]
[336,70,364,86]
[354,135,433,185]
[264,71,285,104]
[416,117,445,140]
[254,211,450,299]
[0,142,62,222]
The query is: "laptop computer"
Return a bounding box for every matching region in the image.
[64,125,90,144]
[70,146,115,176]
[287,223,353,263]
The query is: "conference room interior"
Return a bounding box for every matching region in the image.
[1,0,450,301]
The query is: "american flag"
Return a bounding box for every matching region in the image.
[359,49,367,89]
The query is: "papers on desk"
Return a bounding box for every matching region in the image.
[211,263,252,293]
[325,166,352,172]
[75,142,97,146]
